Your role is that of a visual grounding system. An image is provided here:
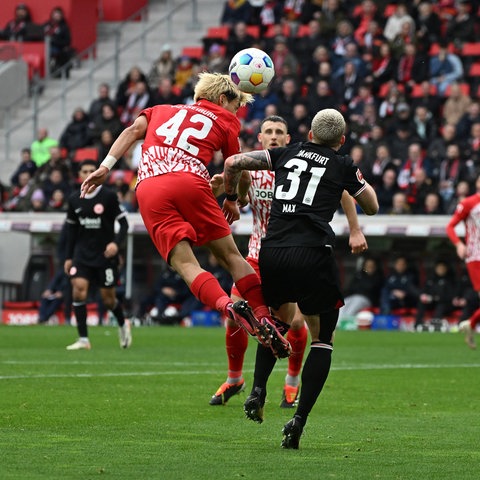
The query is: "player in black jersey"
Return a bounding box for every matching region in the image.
[64,160,132,350]
[222,109,378,449]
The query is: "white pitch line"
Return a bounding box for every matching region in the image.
[0,363,479,380]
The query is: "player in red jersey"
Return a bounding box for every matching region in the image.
[209,116,368,408]
[80,72,291,358]
[446,175,480,349]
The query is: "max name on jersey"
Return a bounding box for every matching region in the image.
[79,217,102,229]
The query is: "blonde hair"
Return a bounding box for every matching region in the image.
[311,109,346,147]
[193,72,253,106]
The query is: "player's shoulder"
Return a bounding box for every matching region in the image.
[67,188,81,204]
[463,193,480,208]
[98,185,118,200]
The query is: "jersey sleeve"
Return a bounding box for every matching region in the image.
[446,201,468,245]
[342,159,367,197]
[265,147,284,170]
[139,107,153,122]
[65,195,78,225]
[220,119,242,159]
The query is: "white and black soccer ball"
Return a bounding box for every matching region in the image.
[229,47,275,94]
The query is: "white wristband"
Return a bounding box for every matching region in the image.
[100,154,118,170]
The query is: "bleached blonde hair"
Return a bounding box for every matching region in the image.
[311,108,346,148]
[194,72,253,106]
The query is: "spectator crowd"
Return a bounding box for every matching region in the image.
[1,0,480,218]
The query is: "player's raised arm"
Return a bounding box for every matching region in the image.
[81,115,148,197]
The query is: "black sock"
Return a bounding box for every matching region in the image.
[73,302,88,338]
[294,342,333,426]
[111,301,125,327]
[251,343,277,402]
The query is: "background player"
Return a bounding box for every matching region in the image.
[446,174,480,349]
[222,108,378,449]
[209,115,368,408]
[65,159,131,350]
[80,73,290,358]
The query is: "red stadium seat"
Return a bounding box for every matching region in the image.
[429,42,455,56]
[410,83,437,97]
[468,62,480,78]
[181,46,204,60]
[461,42,480,57]
[205,26,230,41]
[264,23,290,38]
[378,81,404,98]
[383,4,397,17]
[73,147,99,163]
[443,83,470,97]
[22,53,42,81]
[296,24,311,37]
[246,25,260,39]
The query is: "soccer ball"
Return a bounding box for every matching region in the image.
[229,48,275,94]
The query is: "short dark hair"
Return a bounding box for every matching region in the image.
[79,159,98,170]
[260,115,288,130]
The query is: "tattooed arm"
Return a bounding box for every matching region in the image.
[222,150,271,225]
[223,150,271,197]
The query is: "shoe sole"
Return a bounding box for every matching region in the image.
[229,301,272,347]
[66,344,91,350]
[244,396,264,423]
[263,321,292,359]
[231,301,292,359]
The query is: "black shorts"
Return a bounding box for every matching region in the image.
[69,258,119,289]
[259,246,343,315]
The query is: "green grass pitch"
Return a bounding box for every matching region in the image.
[1,324,479,479]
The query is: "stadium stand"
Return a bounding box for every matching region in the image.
[1,0,480,325]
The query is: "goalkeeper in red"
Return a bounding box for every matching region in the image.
[80,72,291,358]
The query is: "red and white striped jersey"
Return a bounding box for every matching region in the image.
[247,168,275,261]
[447,193,480,263]
[136,100,241,185]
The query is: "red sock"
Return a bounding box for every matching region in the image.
[226,323,249,380]
[470,308,480,328]
[190,272,231,313]
[235,273,270,319]
[286,324,308,377]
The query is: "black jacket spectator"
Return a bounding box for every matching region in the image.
[10,148,37,187]
[87,104,124,145]
[412,1,442,52]
[225,22,255,58]
[445,2,476,47]
[115,67,148,111]
[380,255,419,315]
[59,108,91,154]
[0,4,32,41]
[43,7,72,71]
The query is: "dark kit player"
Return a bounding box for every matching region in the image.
[223,108,378,449]
[65,159,132,350]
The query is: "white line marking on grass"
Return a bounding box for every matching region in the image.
[0,363,479,380]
